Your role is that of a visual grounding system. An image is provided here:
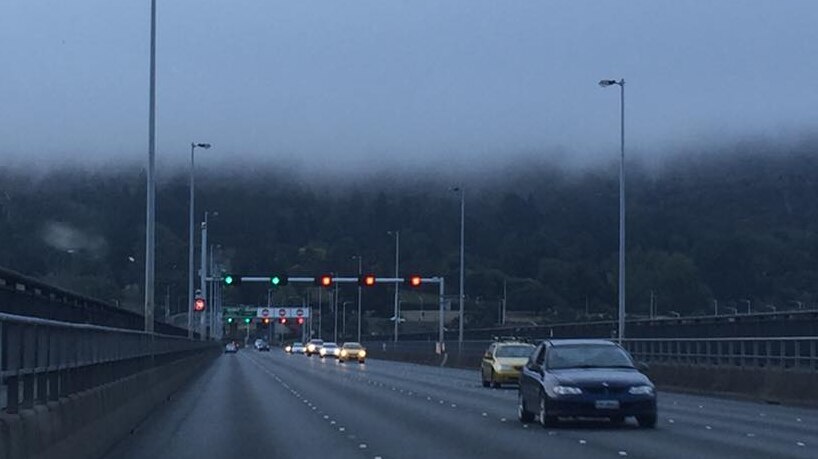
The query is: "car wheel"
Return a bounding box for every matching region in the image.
[358,360,365,364]
[637,414,657,429]
[518,391,535,423]
[481,369,490,388]
[490,370,501,389]
[538,392,557,428]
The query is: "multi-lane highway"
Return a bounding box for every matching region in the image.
[103,350,816,459]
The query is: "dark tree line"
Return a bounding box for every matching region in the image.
[2,144,818,327]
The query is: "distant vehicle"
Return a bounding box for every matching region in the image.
[284,343,293,353]
[224,342,238,354]
[338,342,367,363]
[319,342,340,358]
[481,339,535,387]
[257,341,270,351]
[291,342,306,354]
[254,338,264,349]
[518,339,657,428]
[306,339,324,357]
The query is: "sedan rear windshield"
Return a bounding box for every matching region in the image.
[547,345,634,370]
[495,345,534,358]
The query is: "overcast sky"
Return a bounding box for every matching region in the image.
[1,1,816,173]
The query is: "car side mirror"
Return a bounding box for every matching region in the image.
[637,362,650,373]
[484,352,493,360]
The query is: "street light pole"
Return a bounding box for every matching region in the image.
[144,0,158,333]
[352,255,363,342]
[188,142,211,339]
[599,78,626,343]
[450,187,466,343]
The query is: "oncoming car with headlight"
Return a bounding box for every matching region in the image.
[291,342,306,354]
[481,339,535,387]
[518,339,657,428]
[305,339,324,357]
[338,342,367,363]
[319,342,341,359]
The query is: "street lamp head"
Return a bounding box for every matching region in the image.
[598,79,618,87]
[195,143,212,149]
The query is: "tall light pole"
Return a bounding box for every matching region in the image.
[599,78,626,343]
[388,231,400,342]
[352,255,363,342]
[188,142,211,338]
[450,187,465,343]
[144,0,158,333]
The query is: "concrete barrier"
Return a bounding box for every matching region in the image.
[0,348,219,459]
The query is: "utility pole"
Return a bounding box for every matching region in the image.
[143,0,158,334]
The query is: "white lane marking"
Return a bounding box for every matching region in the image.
[523,424,529,429]
[500,418,507,422]
[796,442,805,447]
[579,440,587,445]
[796,418,802,422]
[759,413,766,417]
[359,444,367,449]
[668,419,675,424]
[618,451,628,457]
[374,456,383,459]
[330,421,336,425]
[451,404,457,408]
[323,415,330,419]
[547,431,556,436]
[705,425,712,430]
[482,412,488,417]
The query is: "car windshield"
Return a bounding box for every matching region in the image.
[547,345,635,370]
[324,343,337,348]
[343,343,362,349]
[310,340,323,345]
[495,345,534,358]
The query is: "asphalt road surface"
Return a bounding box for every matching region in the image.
[103,349,817,459]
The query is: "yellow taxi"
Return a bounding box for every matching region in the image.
[480,338,535,388]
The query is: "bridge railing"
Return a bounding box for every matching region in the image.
[0,312,215,414]
[622,337,818,371]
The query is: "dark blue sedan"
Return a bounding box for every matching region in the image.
[518,339,657,428]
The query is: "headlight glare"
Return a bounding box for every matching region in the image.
[553,386,583,395]
[359,350,366,357]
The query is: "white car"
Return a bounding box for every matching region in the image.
[291,342,306,354]
[319,342,341,359]
[224,342,238,353]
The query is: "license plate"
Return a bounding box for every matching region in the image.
[595,400,620,410]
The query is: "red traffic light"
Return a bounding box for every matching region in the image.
[279,317,287,324]
[408,275,422,287]
[315,275,333,288]
[297,317,304,325]
[359,274,376,287]
[193,297,206,312]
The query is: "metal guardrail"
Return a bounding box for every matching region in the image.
[0,266,194,337]
[367,337,818,373]
[1,312,215,414]
[623,337,818,372]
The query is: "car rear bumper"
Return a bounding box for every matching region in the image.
[493,371,522,383]
[546,397,656,418]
